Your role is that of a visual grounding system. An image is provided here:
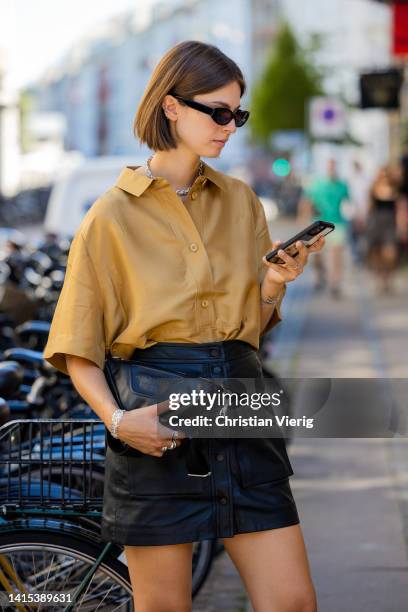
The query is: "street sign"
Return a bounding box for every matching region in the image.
[308,97,347,139]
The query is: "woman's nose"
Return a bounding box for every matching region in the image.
[224,118,237,133]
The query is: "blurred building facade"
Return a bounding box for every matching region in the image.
[0,7,20,197]
[281,0,393,177]
[24,0,394,175]
[28,0,276,170]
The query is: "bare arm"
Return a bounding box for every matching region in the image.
[65,355,186,456]
[260,302,276,334]
[259,281,285,334]
[66,355,119,427]
[365,188,375,217]
[396,195,408,241]
[297,196,313,225]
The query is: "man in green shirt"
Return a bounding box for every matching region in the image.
[298,159,350,299]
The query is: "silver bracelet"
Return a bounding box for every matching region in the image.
[110,407,125,439]
[261,295,281,306]
[261,287,285,306]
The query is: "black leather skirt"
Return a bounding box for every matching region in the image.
[100,340,300,546]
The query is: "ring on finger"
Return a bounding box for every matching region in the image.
[169,439,177,450]
[161,445,168,453]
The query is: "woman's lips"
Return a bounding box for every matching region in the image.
[213,140,226,146]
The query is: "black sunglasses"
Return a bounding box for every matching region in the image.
[172,95,250,127]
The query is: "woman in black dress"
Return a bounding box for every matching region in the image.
[44,40,326,612]
[365,165,405,294]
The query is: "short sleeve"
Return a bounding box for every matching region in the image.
[250,188,286,335]
[43,231,106,376]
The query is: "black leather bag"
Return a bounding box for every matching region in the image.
[103,355,229,457]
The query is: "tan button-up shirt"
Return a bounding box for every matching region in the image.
[43,161,286,376]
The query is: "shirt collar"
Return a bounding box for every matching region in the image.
[115,160,227,197]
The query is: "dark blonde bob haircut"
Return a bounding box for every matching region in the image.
[134,40,247,151]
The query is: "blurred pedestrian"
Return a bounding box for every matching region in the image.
[365,164,406,294]
[398,145,408,256]
[400,143,408,199]
[298,158,350,299]
[347,160,371,263]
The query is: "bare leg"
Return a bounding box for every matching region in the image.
[368,246,382,275]
[327,244,344,297]
[124,542,193,612]
[222,524,317,612]
[311,251,326,290]
[379,242,398,292]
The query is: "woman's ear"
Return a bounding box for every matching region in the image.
[162,95,178,121]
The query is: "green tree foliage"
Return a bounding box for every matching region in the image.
[249,23,324,147]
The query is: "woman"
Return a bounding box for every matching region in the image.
[43,41,325,612]
[365,165,405,294]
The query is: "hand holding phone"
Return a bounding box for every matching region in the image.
[265,220,334,265]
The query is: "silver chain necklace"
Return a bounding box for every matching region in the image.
[144,154,204,196]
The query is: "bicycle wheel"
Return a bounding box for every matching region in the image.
[0,529,217,608]
[191,538,218,597]
[0,529,133,611]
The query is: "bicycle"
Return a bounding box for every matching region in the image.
[0,419,217,611]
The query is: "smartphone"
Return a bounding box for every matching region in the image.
[265,220,335,265]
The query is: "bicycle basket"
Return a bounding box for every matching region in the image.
[0,419,105,512]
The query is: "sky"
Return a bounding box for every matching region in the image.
[1,0,157,91]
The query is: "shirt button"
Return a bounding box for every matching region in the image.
[212,366,222,374]
[216,452,225,462]
[201,300,209,308]
[189,243,198,252]
[219,496,228,505]
[210,348,220,358]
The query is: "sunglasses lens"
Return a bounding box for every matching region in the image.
[213,108,249,127]
[235,110,249,127]
[213,109,233,125]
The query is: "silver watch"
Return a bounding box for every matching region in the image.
[110,408,125,439]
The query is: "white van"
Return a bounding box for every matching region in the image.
[43,155,145,237]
